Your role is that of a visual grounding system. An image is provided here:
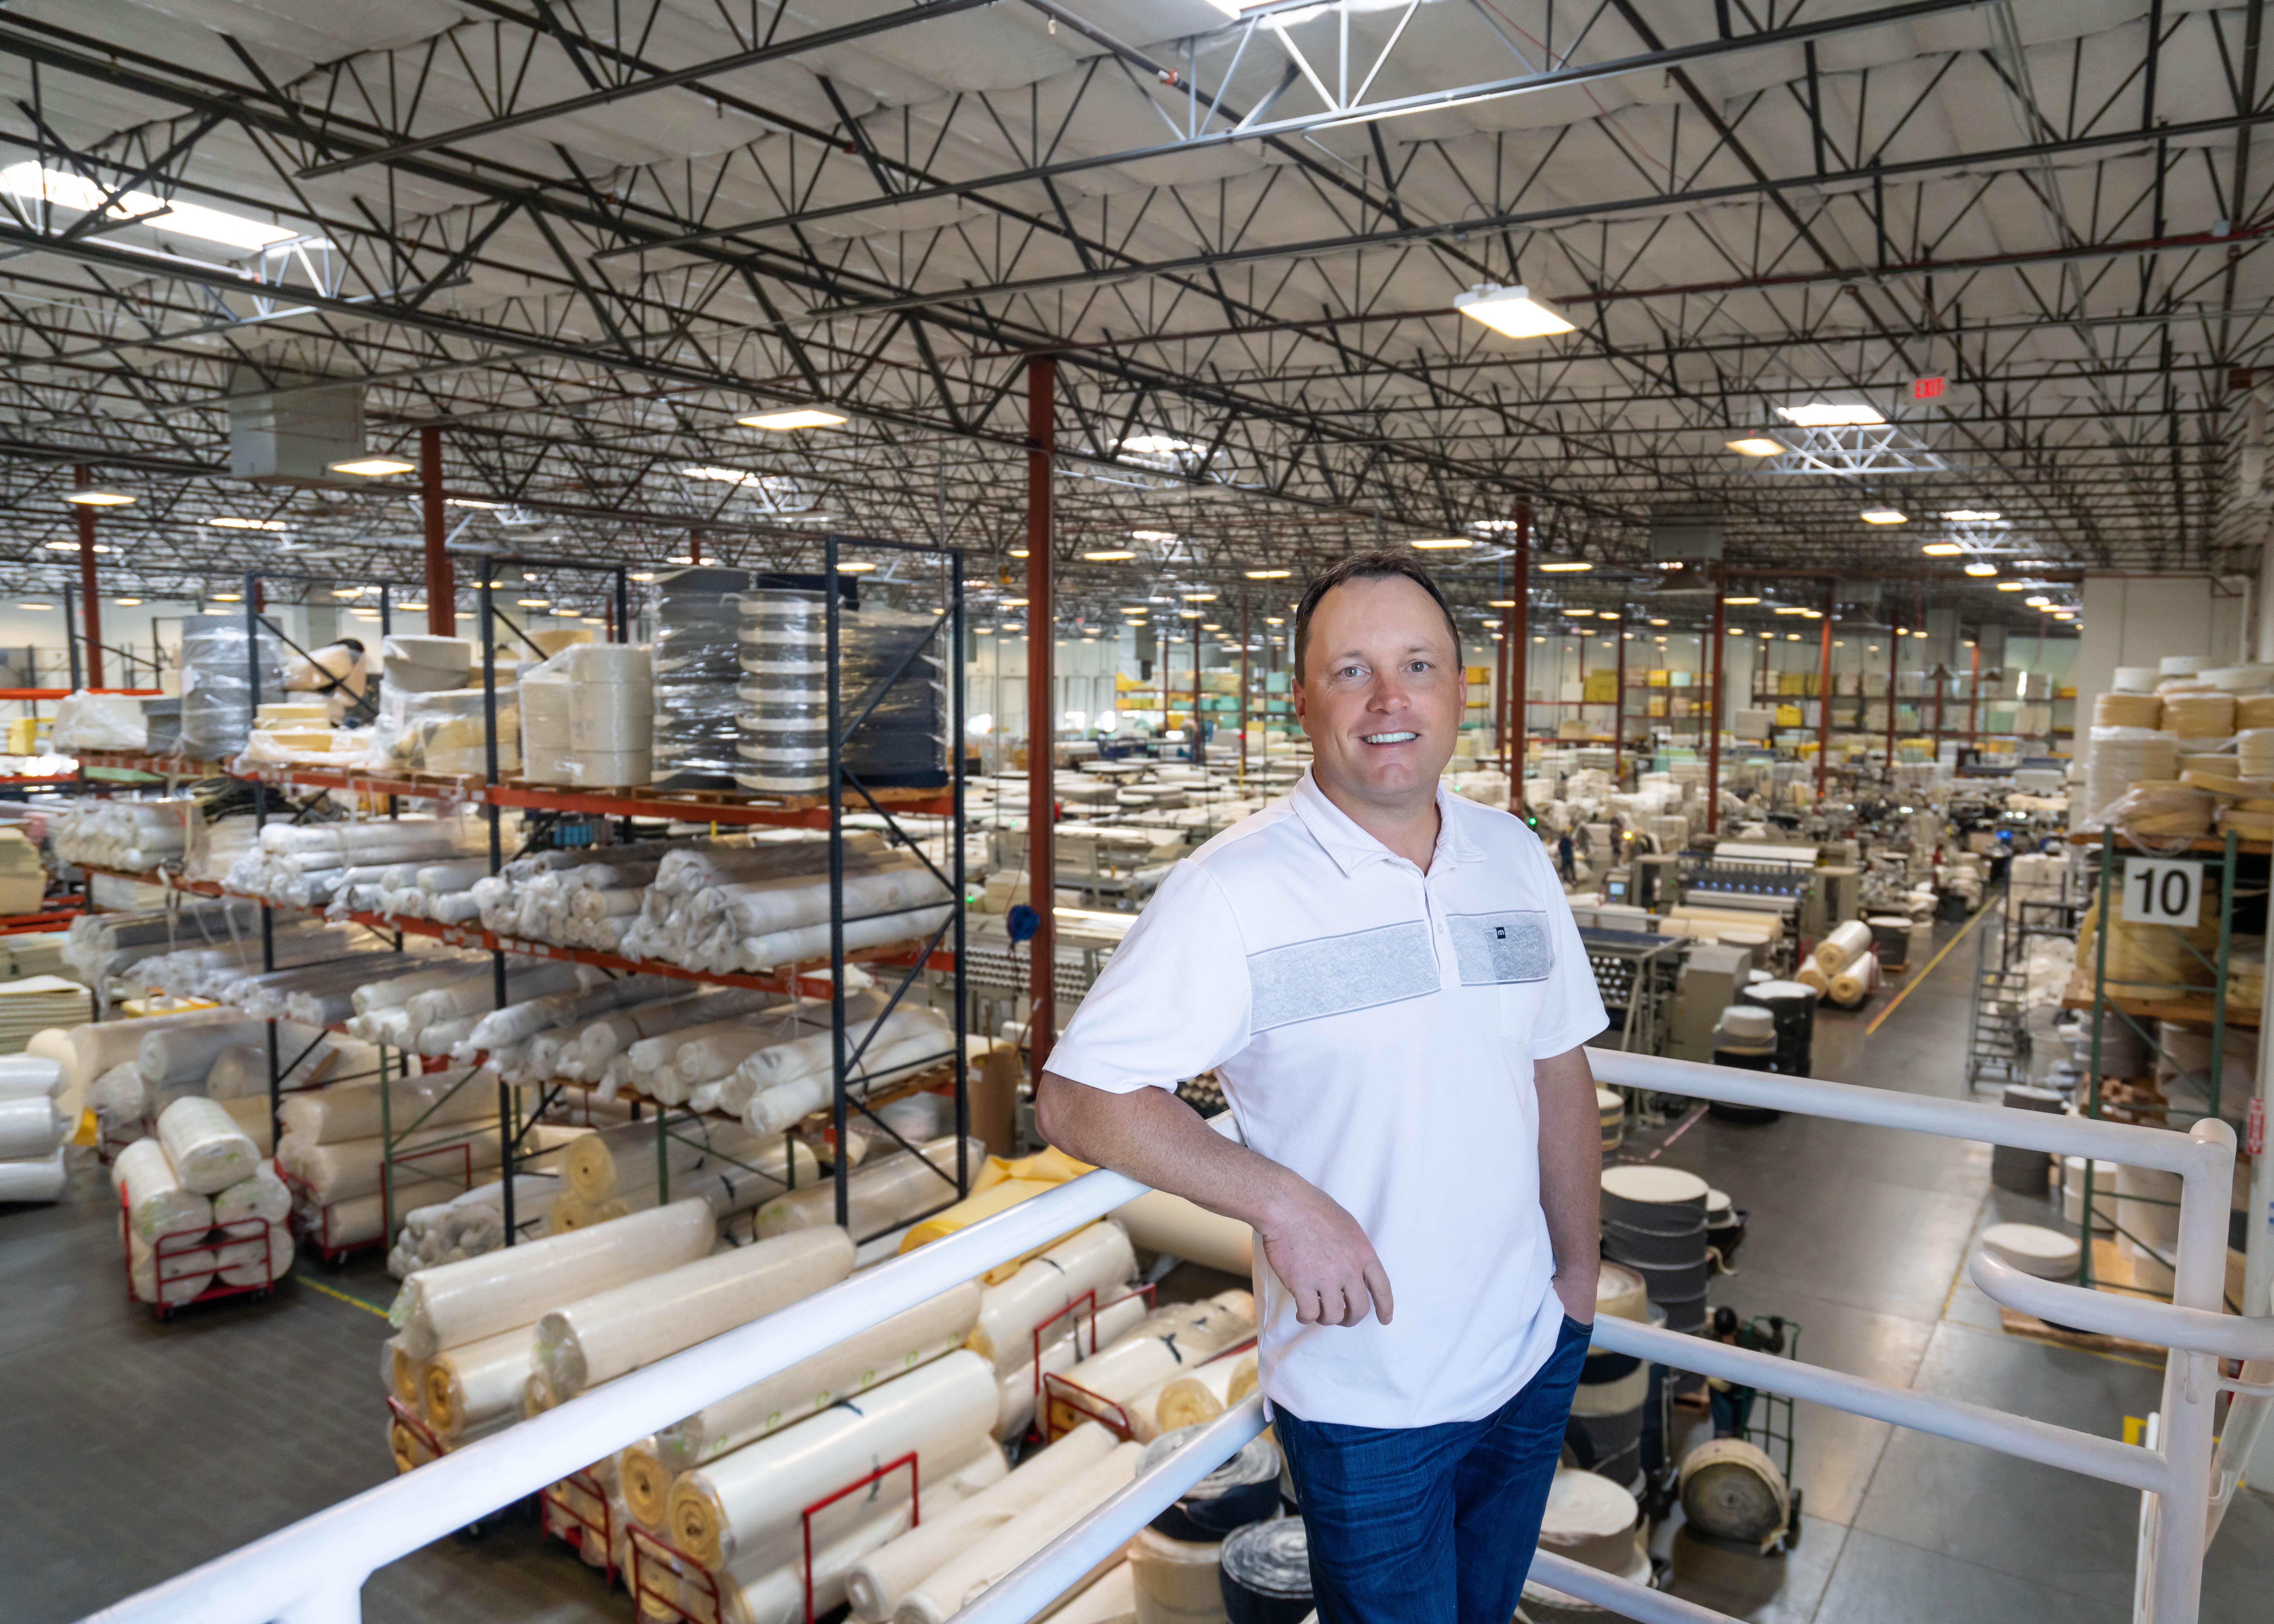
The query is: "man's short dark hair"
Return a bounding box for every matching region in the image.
[1293,550,1463,682]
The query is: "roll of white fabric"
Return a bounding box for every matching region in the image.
[890,1441,1144,1624]
[0,1055,63,1098]
[570,988,774,1077]
[276,1071,491,1145]
[215,1093,276,1157]
[459,974,681,1061]
[742,1034,955,1134]
[665,1348,1000,1572]
[317,1175,465,1248]
[0,1148,68,1202]
[753,1137,977,1240]
[351,959,493,1016]
[128,1231,216,1305]
[732,904,955,976]
[213,1165,292,1227]
[532,1227,855,1401]
[391,1195,718,1359]
[1111,1190,1255,1276]
[653,1282,983,1476]
[0,1093,63,1160]
[1049,1564,1136,1624]
[994,1294,1153,1441]
[303,1123,503,1204]
[1041,1295,1255,1435]
[154,1096,260,1195]
[847,1422,1120,1623]
[1813,920,1872,972]
[405,960,591,1035]
[967,1222,1139,1373]
[213,1219,294,1286]
[695,1446,1007,1624]
[421,1323,537,1438]
[733,1009,948,1097]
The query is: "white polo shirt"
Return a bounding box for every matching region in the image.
[1048,770,1607,1430]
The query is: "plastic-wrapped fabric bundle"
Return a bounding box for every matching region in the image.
[1126,1351,1258,1443]
[0,1093,63,1160]
[206,1030,384,1101]
[561,987,772,1080]
[456,972,681,1062]
[350,955,497,1017]
[1112,1190,1256,1277]
[50,689,149,752]
[665,1348,1000,1572]
[278,1070,491,1145]
[213,1218,294,1286]
[213,1165,292,1226]
[640,1281,983,1503]
[0,1054,62,1099]
[530,1227,855,1403]
[136,1017,270,1089]
[995,1293,1152,1441]
[114,1137,213,1242]
[845,1423,1120,1623]
[753,1137,977,1240]
[388,1174,560,1276]
[562,641,654,788]
[279,1125,504,1205]
[390,1194,717,1359]
[730,1006,947,1107]
[216,1093,275,1156]
[2082,727,2181,828]
[317,1175,466,1248]
[154,1096,260,1194]
[840,609,946,786]
[366,680,522,777]
[733,589,830,791]
[1040,1294,1256,1440]
[51,799,190,870]
[421,1323,537,1438]
[651,566,752,788]
[180,613,286,760]
[890,1439,1144,1624]
[966,1222,1139,1372]
[28,1009,247,1104]
[128,1229,216,1305]
[0,1148,68,1202]
[670,1446,1008,1624]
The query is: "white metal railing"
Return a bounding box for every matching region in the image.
[83,1051,2273,1624]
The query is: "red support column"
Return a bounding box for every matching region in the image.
[420,427,454,638]
[73,464,103,689]
[1706,562,1726,836]
[1507,505,1530,814]
[1885,611,1901,770]
[1025,356,1056,1077]
[1816,580,1834,801]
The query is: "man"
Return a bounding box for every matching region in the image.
[1037,550,1609,1624]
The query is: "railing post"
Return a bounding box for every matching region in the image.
[2146,1121,2236,1622]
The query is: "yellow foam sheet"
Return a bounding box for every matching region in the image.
[897,1147,1095,1279]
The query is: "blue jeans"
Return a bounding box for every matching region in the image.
[1274,1314,1591,1624]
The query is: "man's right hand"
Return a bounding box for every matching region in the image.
[1256,1174,1395,1329]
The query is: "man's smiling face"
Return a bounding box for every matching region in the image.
[1294,573,1464,819]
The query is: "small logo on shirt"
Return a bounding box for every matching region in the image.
[1494,925,1507,939]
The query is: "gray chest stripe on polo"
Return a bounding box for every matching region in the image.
[1444,910,1554,985]
[1246,919,1440,1032]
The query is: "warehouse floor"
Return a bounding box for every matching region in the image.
[4,908,2269,1624]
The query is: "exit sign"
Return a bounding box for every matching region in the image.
[1912,375,1946,400]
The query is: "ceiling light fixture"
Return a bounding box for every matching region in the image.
[516,598,550,608]
[1243,568,1292,579]
[1776,403,1886,427]
[61,487,134,506]
[329,455,416,477]
[1946,509,2002,523]
[1860,508,1908,524]
[1964,562,1998,577]
[1130,529,1176,542]
[837,561,876,573]
[1119,434,1194,456]
[1082,550,1138,562]
[739,407,847,430]
[401,601,426,612]
[210,592,242,602]
[1183,592,1218,601]
[113,596,142,606]
[446,498,503,510]
[1725,594,1762,605]
[1539,560,1592,573]
[1453,282,1577,339]
[1996,581,2027,591]
[1921,542,1963,556]
[18,601,53,611]
[1726,437,1785,457]
[1410,537,1473,550]
[0,161,301,250]
[209,516,288,531]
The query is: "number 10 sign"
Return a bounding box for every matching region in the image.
[2119,857,2201,927]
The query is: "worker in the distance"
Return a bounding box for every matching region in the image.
[1038,550,1609,1624]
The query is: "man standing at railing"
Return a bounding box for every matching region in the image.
[1038,550,1609,1624]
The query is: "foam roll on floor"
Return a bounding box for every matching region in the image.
[1141,1426,1282,1545]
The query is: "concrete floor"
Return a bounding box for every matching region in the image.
[2,908,2268,1623]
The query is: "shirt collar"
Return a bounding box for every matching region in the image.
[1289,768,1483,877]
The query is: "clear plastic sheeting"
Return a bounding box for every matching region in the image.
[730,596,947,793]
[113,1136,213,1243]
[651,566,752,789]
[153,1096,260,1195]
[366,681,521,777]
[751,1136,976,1241]
[50,690,147,753]
[179,614,287,761]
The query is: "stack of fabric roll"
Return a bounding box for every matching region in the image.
[1598,1167,1710,1333]
[959,1220,1143,1439]
[1122,1431,1293,1624]
[468,844,674,952]
[224,817,486,909]
[1596,1087,1625,1151]
[738,1137,981,1246]
[733,587,831,792]
[543,1116,817,1235]
[1990,1085,2062,1194]
[1800,920,1874,1006]
[1564,1264,1651,1489]
[619,832,954,976]
[1734,980,1815,1076]
[274,1070,503,1246]
[179,613,286,760]
[0,1054,71,1201]
[385,1174,560,1276]
[1525,1470,1651,1619]
[651,566,752,789]
[552,642,654,788]
[387,1197,723,1471]
[52,798,193,872]
[112,1096,293,1308]
[1038,1291,1256,1442]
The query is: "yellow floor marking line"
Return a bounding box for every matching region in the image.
[295,1271,390,1319]
[1865,900,1997,1036]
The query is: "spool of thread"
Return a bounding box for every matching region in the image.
[2111,666,2159,694]
[2161,692,2235,739]
[1218,1519,1312,1624]
[2094,692,2164,729]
